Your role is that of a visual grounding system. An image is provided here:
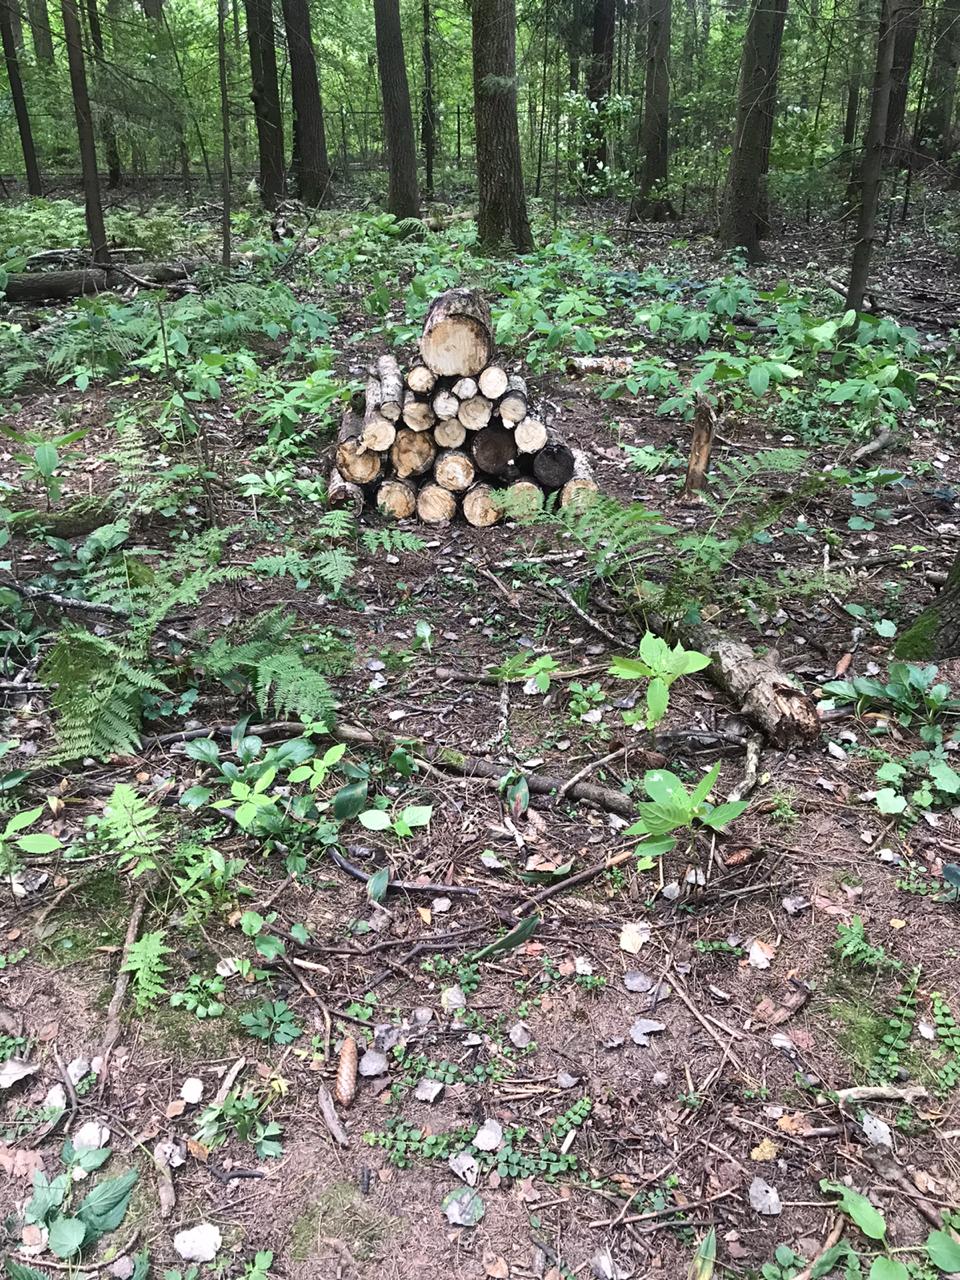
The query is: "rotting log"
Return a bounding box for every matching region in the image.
[434,418,467,449]
[3,258,200,302]
[478,364,509,399]
[327,467,365,515]
[560,449,599,507]
[336,410,384,485]
[375,354,404,420]
[514,415,548,453]
[416,483,458,524]
[419,287,493,376]
[463,483,504,528]
[498,374,528,424]
[532,434,576,490]
[406,364,437,394]
[434,448,476,492]
[390,428,436,479]
[376,478,418,519]
[680,394,717,501]
[471,423,517,476]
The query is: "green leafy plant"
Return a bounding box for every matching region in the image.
[0,808,63,876]
[170,975,226,1019]
[195,1089,284,1159]
[239,999,303,1044]
[357,802,433,839]
[624,763,748,846]
[121,931,171,1010]
[610,633,711,731]
[833,918,900,972]
[868,969,920,1083]
[21,1147,137,1264]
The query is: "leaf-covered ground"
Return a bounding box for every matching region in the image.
[1,197,960,1280]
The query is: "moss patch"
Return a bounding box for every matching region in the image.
[291,1181,399,1263]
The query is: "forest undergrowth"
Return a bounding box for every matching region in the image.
[1,196,959,1280]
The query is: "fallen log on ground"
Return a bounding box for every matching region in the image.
[419,287,493,376]
[3,258,201,302]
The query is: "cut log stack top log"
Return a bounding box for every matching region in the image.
[330,288,599,527]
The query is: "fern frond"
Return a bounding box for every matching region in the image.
[100,784,163,876]
[253,652,335,723]
[121,929,171,1010]
[360,528,425,555]
[311,547,356,594]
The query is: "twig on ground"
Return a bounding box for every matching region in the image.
[589,1187,736,1229]
[329,848,480,897]
[727,734,763,803]
[850,428,895,464]
[554,584,624,644]
[20,1232,140,1273]
[317,1085,351,1147]
[834,1084,928,1106]
[516,847,636,913]
[556,746,627,801]
[213,1056,247,1105]
[791,1219,845,1280]
[97,889,148,1097]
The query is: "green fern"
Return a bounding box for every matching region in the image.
[253,652,336,722]
[99,784,163,875]
[121,930,171,1010]
[931,993,960,1095]
[312,509,355,541]
[361,528,425,555]
[868,968,920,1083]
[311,547,355,594]
[833,917,900,972]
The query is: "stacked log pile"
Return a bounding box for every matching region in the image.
[330,288,598,527]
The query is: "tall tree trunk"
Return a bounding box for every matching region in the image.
[843,0,868,148]
[373,0,420,218]
[1,0,42,193]
[584,0,615,172]
[884,0,922,159]
[717,0,788,259]
[62,0,110,262]
[280,0,331,205]
[632,0,670,211]
[755,0,787,236]
[921,0,960,156]
[421,0,435,197]
[472,0,534,250]
[244,0,284,207]
[568,0,583,88]
[85,0,122,187]
[846,0,904,309]
[26,0,53,60]
[896,548,960,658]
[6,0,22,44]
[141,0,161,16]
[218,0,231,267]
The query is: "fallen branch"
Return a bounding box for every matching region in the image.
[3,258,201,303]
[329,848,479,898]
[97,890,148,1097]
[850,428,895,464]
[588,1187,736,1229]
[317,1085,350,1147]
[792,1218,844,1280]
[834,1084,928,1106]
[517,846,637,913]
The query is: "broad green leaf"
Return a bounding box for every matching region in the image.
[507,776,529,818]
[358,809,392,831]
[703,800,748,829]
[254,934,285,960]
[34,443,58,478]
[868,1258,908,1280]
[4,1261,51,1280]
[471,914,540,962]
[25,1170,70,1224]
[48,1216,86,1259]
[645,678,669,728]
[875,788,907,815]
[366,866,390,904]
[76,1167,138,1234]
[333,780,368,821]
[820,1180,886,1240]
[690,762,722,809]
[929,759,960,795]
[239,910,264,936]
[16,833,62,854]
[4,806,43,836]
[400,805,433,828]
[748,364,770,396]
[179,785,213,809]
[927,1229,960,1273]
[184,738,221,765]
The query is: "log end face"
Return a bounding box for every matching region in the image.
[420,317,492,377]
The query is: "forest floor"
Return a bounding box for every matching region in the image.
[1,193,960,1280]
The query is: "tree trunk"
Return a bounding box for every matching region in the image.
[716,0,789,260]
[85,0,122,188]
[584,0,615,173]
[217,0,231,267]
[895,548,960,658]
[245,0,285,207]
[632,0,671,214]
[141,0,162,17]
[846,0,904,310]
[1,0,42,194]
[62,0,110,262]
[26,0,53,61]
[472,0,534,252]
[921,0,960,157]
[884,0,922,159]
[373,0,420,219]
[421,0,435,197]
[280,0,331,206]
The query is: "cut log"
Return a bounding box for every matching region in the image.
[452,377,478,400]
[361,413,397,452]
[390,428,436,479]
[433,389,460,420]
[471,424,518,476]
[434,449,476,492]
[478,364,509,400]
[498,374,528,424]
[419,287,493,377]
[458,394,493,431]
[364,373,384,417]
[2,258,199,303]
[514,415,548,453]
[565,355,633,378]
[327,467,365,515]
[376,479,418,520]
[560,449,599,508]
[463,483,504,528]
[416,483,458,525]
[336,410,384,485]
[533,435,577,490]
[402,391,436,432]
[501,479,545,517]
[375,355,404,421]
[678,619,821,749]
[434,418,467,449]
[406,364,437,395]
[680,394,717,502]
